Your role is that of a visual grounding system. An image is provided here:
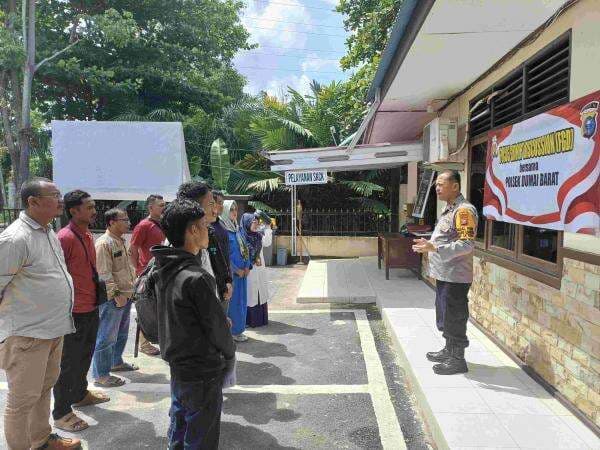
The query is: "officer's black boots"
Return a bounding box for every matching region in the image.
[426,345,450,363]
[432,346,468,375]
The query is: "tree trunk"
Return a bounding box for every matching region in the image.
[0,74,15,209]
[16,0,36,205]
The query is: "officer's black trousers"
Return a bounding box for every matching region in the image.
[435,280,471,349]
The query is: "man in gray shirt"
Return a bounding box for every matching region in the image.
[0,178,81,450]
[413,170,478,375]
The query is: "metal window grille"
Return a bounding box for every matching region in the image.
[469,33,571,137]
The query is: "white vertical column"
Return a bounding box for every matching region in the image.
[291,185,297,256]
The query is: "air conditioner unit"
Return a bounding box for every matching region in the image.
[422,118,457,164]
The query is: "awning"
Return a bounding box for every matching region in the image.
[267,141,423,173]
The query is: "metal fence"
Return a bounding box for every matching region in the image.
[270,209,390,236]
[0,207,149,232]
[0,209,22,229]
[1,207,390,236]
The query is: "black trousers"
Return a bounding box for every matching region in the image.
[52,309,99,419]
[168,372,224,450]
[435,280,471,349]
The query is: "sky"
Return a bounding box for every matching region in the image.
[234,0,353,97]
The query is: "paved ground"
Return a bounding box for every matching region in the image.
[0,263,431,449]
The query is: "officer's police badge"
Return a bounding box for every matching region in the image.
[580,101,598,139]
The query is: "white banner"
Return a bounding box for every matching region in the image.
[483,90,600,235]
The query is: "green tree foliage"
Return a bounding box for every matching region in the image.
[0,1,251,205]
[35,0,251,121]
[225,84,389,213]
[336,0,404,133]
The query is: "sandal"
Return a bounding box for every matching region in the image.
[54,412,89,432]
[139,342,160,356]
[72,390,110,407]
[94,375,126,388]
[111,362,139,372]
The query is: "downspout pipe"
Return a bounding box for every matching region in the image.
[367,0,435,103]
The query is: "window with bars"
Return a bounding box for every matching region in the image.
[469,33,571,137]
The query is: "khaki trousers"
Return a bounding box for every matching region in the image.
[0,336,63,450]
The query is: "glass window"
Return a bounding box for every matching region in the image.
[470,142,487,241]
[522,226,558,263]
[491,221,516,250]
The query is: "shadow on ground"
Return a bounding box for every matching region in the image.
[73,406,167,449]
[221,422,302,450]
[236,360,296,385]
[251,320,317,336]
[237,337,296,358]
[223,392,301,425]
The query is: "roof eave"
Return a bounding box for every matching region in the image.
[366,0,436,102]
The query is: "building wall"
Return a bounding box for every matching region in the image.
[471,256,600,427]
[274,235,377,258]
[435,0,600,424]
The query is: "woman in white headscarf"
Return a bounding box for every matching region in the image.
[220,200,252,342]
[246,213,272,328]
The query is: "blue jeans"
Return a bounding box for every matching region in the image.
[168,373,224,450]
[92,299,132,379]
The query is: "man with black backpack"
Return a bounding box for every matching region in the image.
[130,194,165,356]
[150,199,235,449]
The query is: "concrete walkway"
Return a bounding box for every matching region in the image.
[299,257,600,450]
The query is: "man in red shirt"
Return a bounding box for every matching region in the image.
[54,190,109,433]
[130,194,165,355]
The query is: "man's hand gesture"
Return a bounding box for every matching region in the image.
[412,238,436,254]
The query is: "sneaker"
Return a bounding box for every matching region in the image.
[233,333,248,342]
[35,433,82,449]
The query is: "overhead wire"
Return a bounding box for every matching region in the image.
[243,52,341,61]
[243,16,345,30]
[236,65,346,74]
[245,0,338,12]
[244,25,346,37]
[245,44,345,54]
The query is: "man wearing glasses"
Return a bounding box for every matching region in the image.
[0,178,81,450]
[92,208,138,388]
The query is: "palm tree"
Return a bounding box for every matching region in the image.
[226,83,390,213]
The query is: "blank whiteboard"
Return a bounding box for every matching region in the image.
[52,121,190,201]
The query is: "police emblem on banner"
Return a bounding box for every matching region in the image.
[491,135,499,158]
[580,101,598,139]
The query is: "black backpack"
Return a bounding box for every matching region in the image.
[133,259,160,344]
[133,258,194,346]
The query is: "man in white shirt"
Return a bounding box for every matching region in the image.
[0,178,81,450]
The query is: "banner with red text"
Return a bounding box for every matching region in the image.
[483,90,600,235]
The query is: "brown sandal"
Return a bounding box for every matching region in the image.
[54,412,89,432]
[72,390,110,407]
[94,375,126,388]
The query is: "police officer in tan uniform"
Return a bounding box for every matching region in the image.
[413,170,478,375]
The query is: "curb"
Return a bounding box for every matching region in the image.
[381,308,450,450]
